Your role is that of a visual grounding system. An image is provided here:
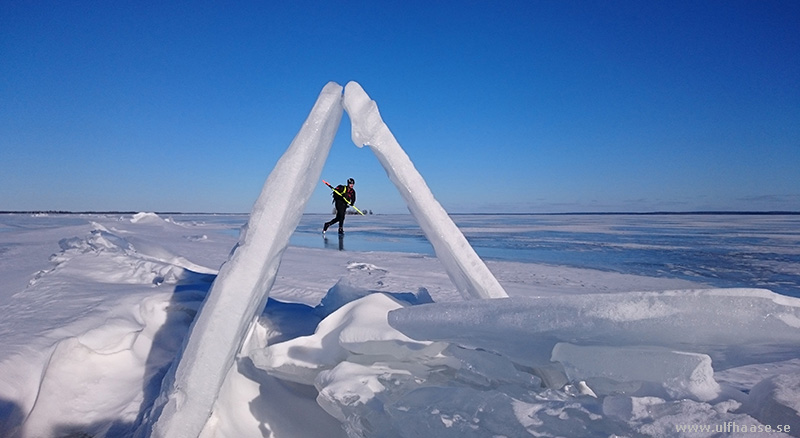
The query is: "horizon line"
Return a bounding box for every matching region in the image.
[3,210,799,216]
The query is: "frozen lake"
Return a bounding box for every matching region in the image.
[174,212,800,298]
[2,211,800,437]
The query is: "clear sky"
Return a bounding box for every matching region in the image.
[2,1,798,214]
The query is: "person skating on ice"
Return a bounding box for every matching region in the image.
[323,178,356,235]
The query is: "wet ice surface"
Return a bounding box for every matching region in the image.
[291,213,800,298]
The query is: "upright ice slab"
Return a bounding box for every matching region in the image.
[343,81,508,300]
[142,82,344,438]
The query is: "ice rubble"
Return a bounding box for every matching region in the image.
[3,213,800,436]
[551,343,721,401]
[134,81,800,436]
[250,285,800,437]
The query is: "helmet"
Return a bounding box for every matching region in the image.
[347,178,355,185]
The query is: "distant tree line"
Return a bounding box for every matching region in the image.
[332,207,374,215]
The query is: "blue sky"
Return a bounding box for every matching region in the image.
[2,1,798,214]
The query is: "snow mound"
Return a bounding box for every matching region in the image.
[48,227,212,285]
[314,277,433,318]
[745,373,800,433]
[251,293,443,386]
[131,212,165,224]
[5,288,207,438]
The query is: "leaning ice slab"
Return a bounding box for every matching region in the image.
[388,288,800,370]
[343,81,508,300]
[142,82,344,438]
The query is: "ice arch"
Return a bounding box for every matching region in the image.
[343,81,507,301]
[142,81,507,437]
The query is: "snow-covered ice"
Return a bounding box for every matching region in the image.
[1,212,800,437]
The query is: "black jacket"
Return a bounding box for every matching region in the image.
[334,185,356,207]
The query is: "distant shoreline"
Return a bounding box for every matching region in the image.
[2,211,799,216]
[451,211,800,216]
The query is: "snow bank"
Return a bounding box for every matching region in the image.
[17,292,199,438]
[131,212,165,224]
[52,222,214,284]
[745,373,800,433]
[0,221,212,437]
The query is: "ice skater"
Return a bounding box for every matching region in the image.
[323,178,356,235]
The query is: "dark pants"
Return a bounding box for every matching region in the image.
[325,203,347,232]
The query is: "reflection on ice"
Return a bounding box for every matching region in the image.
[161,212,800,298]
[292,213,800,298]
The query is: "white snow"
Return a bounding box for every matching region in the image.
[745,373,800,433]
[2,213,800,437]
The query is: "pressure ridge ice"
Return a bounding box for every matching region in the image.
[140,82,800,437]
[250,286,800,437]
[7,82,790,437]
[144,81,507,437]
